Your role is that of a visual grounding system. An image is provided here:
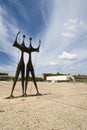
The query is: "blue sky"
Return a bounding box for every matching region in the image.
[0,0,87,77]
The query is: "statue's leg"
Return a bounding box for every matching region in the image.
[10,64,21,97]
[31,68,41,95]
[21,64,25,96]
[25,67,29,96]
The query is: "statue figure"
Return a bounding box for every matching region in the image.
[9,32,41,98]
[24,38,41,96]
[10,32,25,98]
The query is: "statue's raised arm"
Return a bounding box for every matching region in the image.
[12,32,26,51]
[13,31,20,47]
[38,39,41,52]
[25,38,41,53]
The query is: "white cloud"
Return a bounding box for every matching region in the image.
[61,32,75,38]
[49,61,58,66]
[59,51,77,60]
[64,18,78,28]
[68,18,78,24]
[62,18,87,38]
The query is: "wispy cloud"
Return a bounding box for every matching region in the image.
[0,0,87,76]
[8,0,30,22]
[38,0,87,75]
[61,32,75,38]
[0,6,20,74]
[59,51,77,60]
[40,0,47,26]
[61,18,87,38]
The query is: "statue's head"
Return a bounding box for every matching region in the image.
[29,37,32,41]
[23,35,25,38]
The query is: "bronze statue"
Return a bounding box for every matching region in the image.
[24,38,41,96]
[9,32,25,98]
[9,32,41,98]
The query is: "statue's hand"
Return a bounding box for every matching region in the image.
[39,40,41,47]
[15,31,20,40]
[39,40,41,48]
[39,40,41,44]
[13,31,20,46]
[17,31,20,36]
[37,40,41,52]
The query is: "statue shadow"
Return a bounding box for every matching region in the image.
[5,93,51,99]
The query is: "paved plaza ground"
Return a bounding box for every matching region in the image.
[0,81,87,130]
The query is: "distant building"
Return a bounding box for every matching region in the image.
[43,73,75,82]
[0,73,13,81]
[47,75,75,82]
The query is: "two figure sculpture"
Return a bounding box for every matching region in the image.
[10,32,41,98]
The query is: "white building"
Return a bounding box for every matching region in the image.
[46,75,75,82]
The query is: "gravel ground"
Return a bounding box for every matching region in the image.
[0,81,87,130]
